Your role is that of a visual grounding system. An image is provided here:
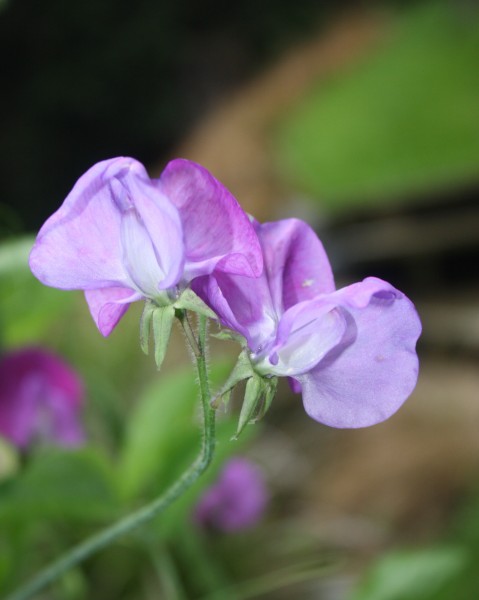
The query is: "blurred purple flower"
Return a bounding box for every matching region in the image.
[194,457,268,532]
[29,158,262,336]
[0,347,84,449]
[194,219,422,428]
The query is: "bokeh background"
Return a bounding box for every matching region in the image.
[1,0,479,598]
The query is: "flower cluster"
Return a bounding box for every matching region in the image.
[0,347,84,449]
[30,157,421,429]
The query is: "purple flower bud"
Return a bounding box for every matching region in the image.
[194,457,268,532]
[194,218,422,429]
[0,347,84,449]
[29,158,263,336]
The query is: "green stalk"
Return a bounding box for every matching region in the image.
[7,314,215,600]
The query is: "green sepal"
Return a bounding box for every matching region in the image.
[210,328,246,345]
[212,349,254,408]
[234,374,263,440]
[139,301,156,355]
[253,377,278,423]
[233,375,278,438]
[174,288,217,320]
[219,387,233,408]
[151,304,175,370]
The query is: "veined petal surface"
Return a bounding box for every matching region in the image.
[257,300,347,377]
[85,287,141,337]
[298,279,421,428]
[158,159,263,281]
[258,219,335,313]
[29,157,184,295]
[29,158,128,289]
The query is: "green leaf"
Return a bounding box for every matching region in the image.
[118,360,233,500]
[0,438,19,481]
[0,447,119,524]
[0,236,73,345]
[153,413,257,541]
[350,547,467,600]
[0,237,33,275]
[276,2,479,211]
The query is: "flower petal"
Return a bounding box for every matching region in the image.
[29,158,131,290]
[84,287,140,336]
[193,218,336,354]
[258,219,335,313]
[0,348,84,448]
[298,279,421,428]
[256,300,347,376]
[158,159,263,280]
[193,271,276,351]
[194,457,267,531]
[29,157,184,296]
[109,159,184,292]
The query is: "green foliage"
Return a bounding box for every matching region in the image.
[0,235,263,597]
[0,236,73,346]
[349,488,479,600]
[119,359,240,501]
[0,448,120,524]
[350,548,467,600]
[276,1,479,211]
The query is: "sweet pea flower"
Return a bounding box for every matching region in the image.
[193,219,421,428]
[0,347,84,449]
[194,457,268,532]
[29,158,262,336]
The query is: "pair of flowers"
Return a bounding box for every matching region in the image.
[29,157,421,429]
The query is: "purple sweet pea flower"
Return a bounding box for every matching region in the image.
[0,347,84,449]
[29,158,262,336]
[194,457,268,532]
[193,219,421,428]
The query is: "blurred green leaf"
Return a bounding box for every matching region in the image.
[0,237,32,274]
[0,447,119,523]
[349,547,467,600]
[0,236,73,345]
[119,360,234,500]
[276,1,479,211]
[154,412,255,542]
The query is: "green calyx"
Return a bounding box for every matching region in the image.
[140,289,218,370]
[211,349,278,439]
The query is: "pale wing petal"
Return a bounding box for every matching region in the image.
[258,219,335,314]
[29,158,131,289]
[84,287,140,337]
[193,271,276,352]
[254,297,347,376]
[111,161,184,291]
[298,279,421,428]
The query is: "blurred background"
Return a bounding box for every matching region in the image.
[1,0,479,598]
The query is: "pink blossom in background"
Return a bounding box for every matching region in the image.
[194,457,268,532]
[29,158,262,336]
[0,347,84,449]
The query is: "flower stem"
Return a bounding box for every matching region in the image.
[177,309,201,358]
[6,314,215,600]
